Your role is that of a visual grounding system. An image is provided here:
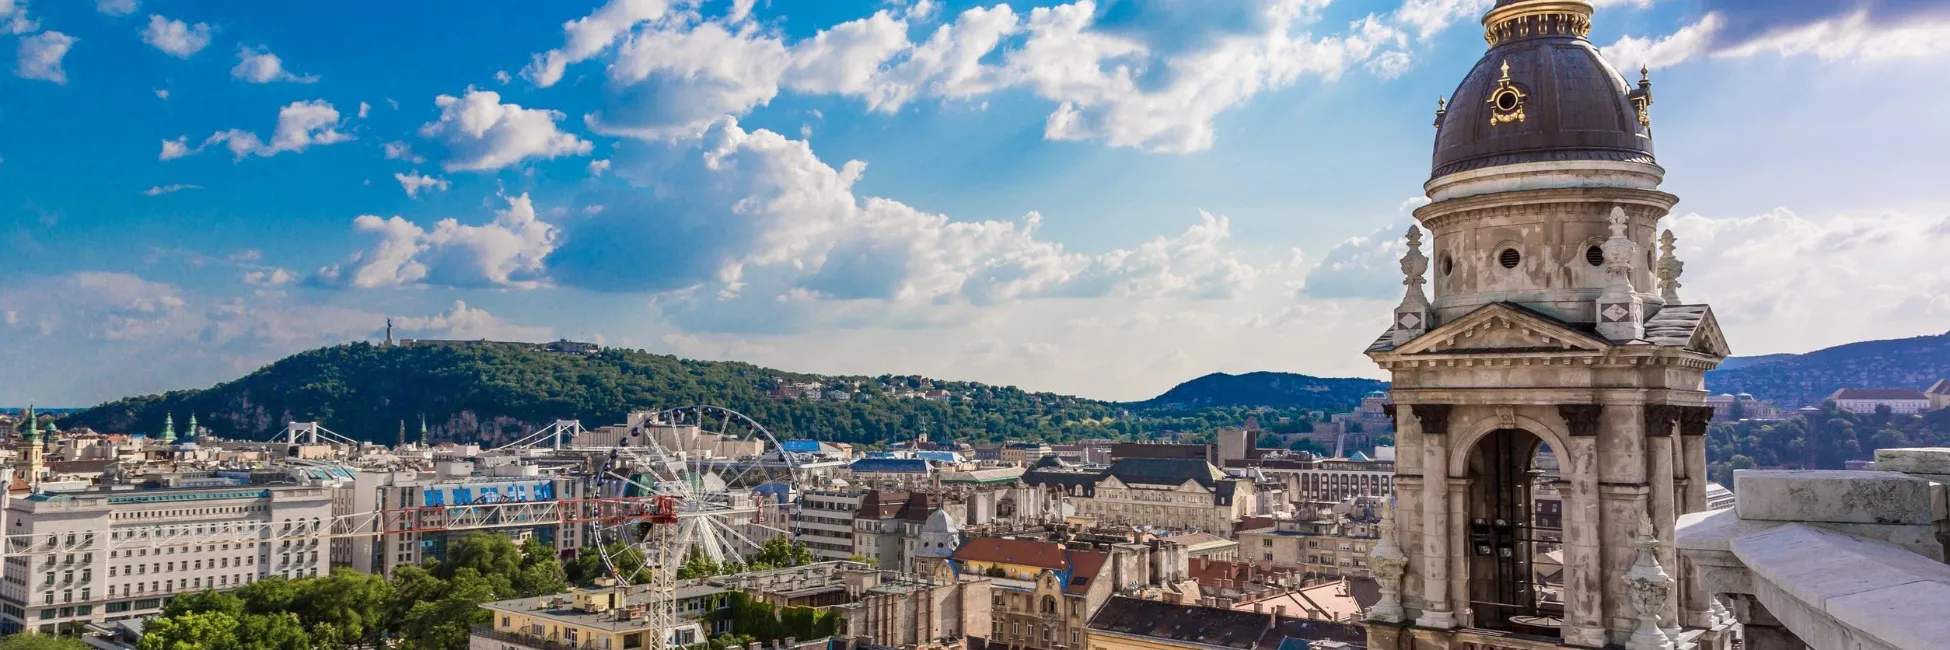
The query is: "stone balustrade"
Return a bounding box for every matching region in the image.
[1675,450,1950,650]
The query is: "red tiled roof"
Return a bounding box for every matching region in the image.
[953,537,1067,570]
[1065,550,1108,595]
[1830,388,1928,401]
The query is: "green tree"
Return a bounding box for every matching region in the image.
[296,569,396,647]
[514,538,570,597]
[0,635,88,650]
[437,533,522,582]
[235,576,301,616]
[162,590,245,619]
[140,610,240,650]
[396,569,497,650]
[230,612,311,650]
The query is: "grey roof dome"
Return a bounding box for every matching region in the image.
[922,508,960,534]
[1431,3,1653,178]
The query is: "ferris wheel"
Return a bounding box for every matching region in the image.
[587,406,803,648]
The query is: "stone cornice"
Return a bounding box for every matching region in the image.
[1412,186,1679,231]
[1371,348,1724,372]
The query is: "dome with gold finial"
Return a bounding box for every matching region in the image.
[1430,0,1653,179]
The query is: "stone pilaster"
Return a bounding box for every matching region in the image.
[1414,404,1456,628]
[1643,406,1681,639]
[1558,405,1608,647]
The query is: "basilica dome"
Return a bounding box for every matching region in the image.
[1430,0,1654,179]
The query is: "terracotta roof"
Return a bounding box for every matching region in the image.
[1065,550,1107,595]
[1829,388,1928,401]
[952,537,1067,570]
[1086,597,1366,649]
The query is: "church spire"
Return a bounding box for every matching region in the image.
[21,403,37,443]
[419,414,429,447]
[162,413,177,443]
[186,414,198,441]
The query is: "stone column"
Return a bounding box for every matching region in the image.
[1413,404,1456,629]
[1557,404,1608,648]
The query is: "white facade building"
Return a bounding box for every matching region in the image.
[1,484,333,635]
[793,487,864,561]
[1827,388,1932,415]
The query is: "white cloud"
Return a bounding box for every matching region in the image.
[141,14,212,58]
[242,268,294,287]
[1604,6,1950,71]
[154,88,169,99]
[96,0,137,16]
[1298,223,1412,300]
[587,159,611,176]
[3,0,37,34]
[394,171,450,198]
[358,101,369,118]
[165,100,353,161]
[142,183,202,196]
[382,141,425,164]
[1668,208,1950,352]
[231,46,318,83]
[420,88,592,171]
[314,194,557,289]
[494,69,511,84]
[557,0,1461,153]
[393,300,555,341]
[14,30,75,84]
[523,0,679,87]
[550,120,1265,324]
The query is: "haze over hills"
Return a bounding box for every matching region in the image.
[1134,371,1388,410]
[1704,329,1950,407]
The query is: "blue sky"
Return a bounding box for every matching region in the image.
[4,0,1949,406]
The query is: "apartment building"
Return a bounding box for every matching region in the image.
[0,483,333,635]
[344,465,590,575]
[794,488,864,561]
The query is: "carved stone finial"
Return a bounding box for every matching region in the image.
[1366,499,1410,623]
[1623,513,1676,650]
[1434,96,1448,129]
[1656,229,1684,303]
[1391,225,1434,346]
[1596,206,1646,342]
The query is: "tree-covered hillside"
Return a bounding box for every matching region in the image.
[63,343,1339,447]
[1706,330,1950,407]
[1136,371,1388,409]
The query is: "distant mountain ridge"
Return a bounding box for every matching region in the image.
[1135,371,1388,409]
[1707,330,1950,407]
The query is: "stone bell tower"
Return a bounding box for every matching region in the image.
[1361,1,1737,649]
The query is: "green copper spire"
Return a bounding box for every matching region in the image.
[162,413,177,443]
[419,415,429,446]
[21,403,37,443]
[187,414,198,441]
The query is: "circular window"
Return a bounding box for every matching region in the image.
[1585,245,1605,267]
[1441,254,1454,277]
[1499,248,1521,269]
[1495,91,1519,111]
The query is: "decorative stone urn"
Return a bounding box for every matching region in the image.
[1624,514,1676,650]
[1367,499,1410,623]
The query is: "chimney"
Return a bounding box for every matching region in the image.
[1273,605,1286,626]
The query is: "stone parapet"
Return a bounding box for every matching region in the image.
[1872,447,1950,483]
[1732,470,1945,526]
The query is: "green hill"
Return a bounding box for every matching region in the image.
[1706,330,1950,407]
[61,342,1311,447]
[1135,371,1388,410]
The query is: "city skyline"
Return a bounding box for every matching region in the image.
[4,0,1949,407]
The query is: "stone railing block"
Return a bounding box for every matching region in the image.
[1733,470,1937,526]
[1873,447,1950,475]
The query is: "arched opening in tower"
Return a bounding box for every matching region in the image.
[1462,429,1564,638]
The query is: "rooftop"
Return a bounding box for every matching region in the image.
[1086,597,1366,649]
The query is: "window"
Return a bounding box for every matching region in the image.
[1262,539,1272,547]
[1499,248,1521,269]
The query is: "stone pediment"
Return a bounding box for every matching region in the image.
[1644,304,1731,358]
[1098,475,1127,490]
[1392,303,1610,355]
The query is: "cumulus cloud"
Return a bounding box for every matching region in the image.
[0,272,551,404]
[548,120,1263,330]
[4,0,37,34]
[394,171,450,198]
[242,268,294,287]
[549,0,1456,153]
[231,46,318,83]
[96,0,137,16]
[1604,0,1950,70]
[419,88,592,171]
[382,141,425,164]
[1666,208,1950,351]
[1298,223,1412,300]
[163,100,353,161]
[14,30,74,83]
[314,193,556,289]
[587,159,611,176]
[141,14,212,58]
[142,183,202,196]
